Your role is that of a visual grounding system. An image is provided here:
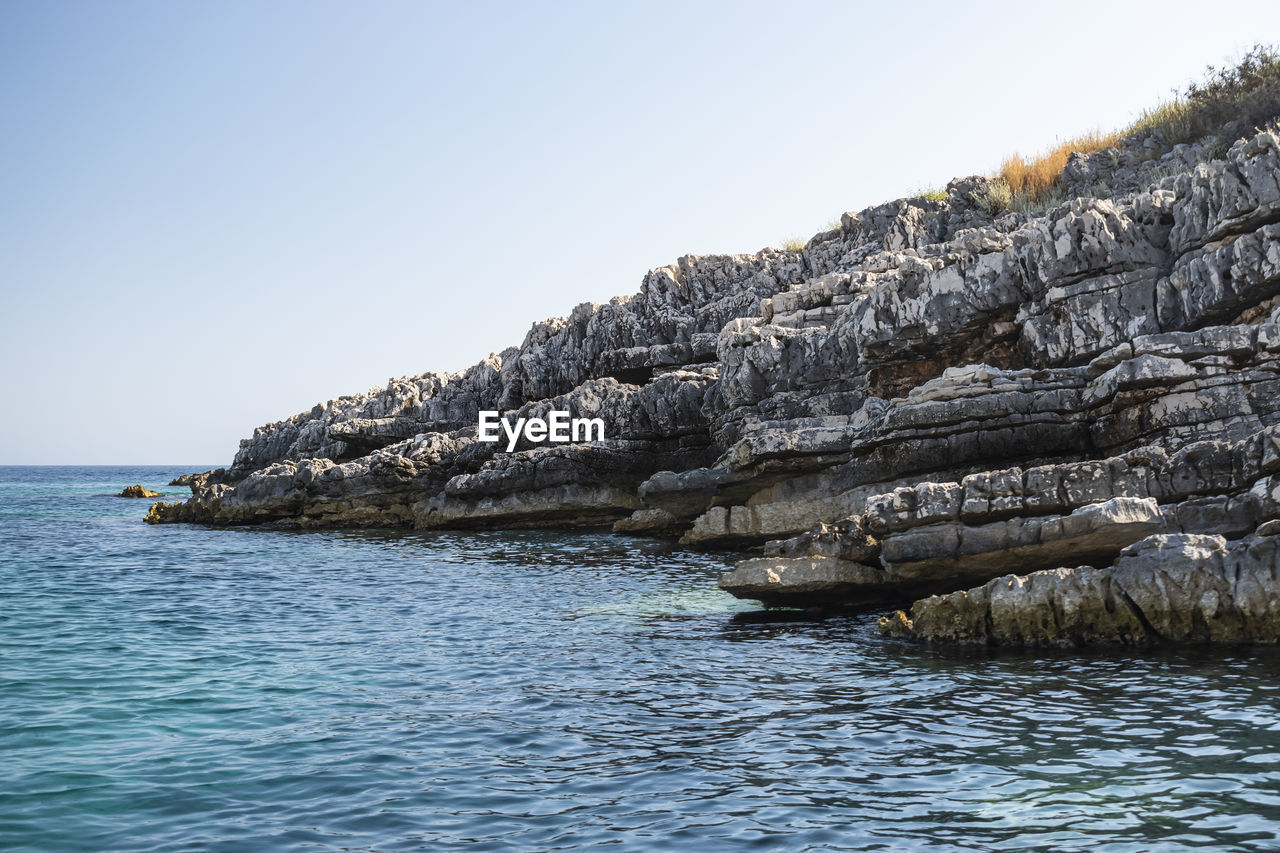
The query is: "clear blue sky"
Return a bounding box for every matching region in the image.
[2,0,1275,464]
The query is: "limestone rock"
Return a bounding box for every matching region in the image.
[718,557,893,608]
[613,508,682,536]
[882,531,1280,646]
[878,496,1164,584]
[720,497,1163,609]
[147,117,1280,651]
[117,485,162,498]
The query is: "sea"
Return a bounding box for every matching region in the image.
[3,465,1280,851]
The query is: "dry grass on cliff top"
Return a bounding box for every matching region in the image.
[781,46,1280,247]
[994,45,1280,210]
[998,129,1121,203]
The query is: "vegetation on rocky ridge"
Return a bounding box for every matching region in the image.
[991,44,1280,212]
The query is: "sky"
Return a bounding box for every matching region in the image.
[1,0,1277,464]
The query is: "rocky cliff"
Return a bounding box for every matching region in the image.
[151,92,1280,646]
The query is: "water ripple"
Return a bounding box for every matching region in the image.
[2,467,1280,851]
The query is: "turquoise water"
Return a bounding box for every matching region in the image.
[3,467,1280,851]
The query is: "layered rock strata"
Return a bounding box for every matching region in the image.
[152,125,1280,643]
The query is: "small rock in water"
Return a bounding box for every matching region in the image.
[116,485,162,498]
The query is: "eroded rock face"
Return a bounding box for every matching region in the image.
[880,496,1164,582]
[153,126,1280,646]
[716,496,1165,608]
[718,423,1280,607]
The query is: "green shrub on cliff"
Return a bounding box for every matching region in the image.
[1130,45,1280,146]
[977,178,1012,216]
